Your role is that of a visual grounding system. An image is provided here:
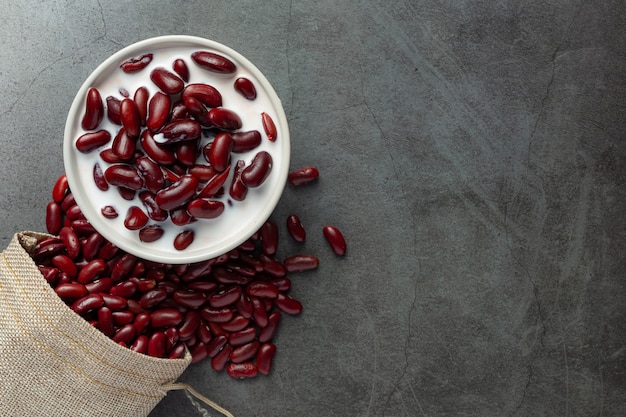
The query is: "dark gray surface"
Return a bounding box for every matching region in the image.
[1,1,625,416]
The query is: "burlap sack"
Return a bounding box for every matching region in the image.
[0,231,192,417]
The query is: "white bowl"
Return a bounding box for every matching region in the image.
[64,35,290,264]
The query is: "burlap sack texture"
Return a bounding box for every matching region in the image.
[0,231,192,417]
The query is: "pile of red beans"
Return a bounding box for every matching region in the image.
[39,173,346,378]
[75,50,283,249]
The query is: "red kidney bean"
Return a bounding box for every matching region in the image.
[120,98,141,138]
[135,157,164,193]
[71,219,97,236]
[259,311,281,343]
[256,343,276,375]
[200,306,233,323]
[178,310,201,340]
[138,192,167,222]
[229,160,248,201]
[180,97,210,127]
[118,186,138,200]
[104,164,144,190]
[191,51,236,74]
[187,198,225,219]
[146,331,167,358]
[161,166,181,184]
[207,132,233,172]
[133,86,149,125]
[81,87,104,131]
[283,254,319,272]
[140,129,178,165]
[99,148,124,164]
[174,229,195,251]
[225,261,257,277]
[33,237,63,258]
[72,293,104,315]
[155,174,198,210]
[209,286,242,309]
[111,310,134,326]
[82,232,105,261]
[86,277,113,295]
[288,166,319,186]
[77,258,107,284]
[246,281,279,299]
[235,293,253,319]
[170,208,196,227]
[172,58,190,82]
[172,289,206,309]
[196,320,213,345]
[261,112,277,142]
[139,288,168,309]
[111,128,136,161]
[165,327,179,351]
[51,254,77,279]
[150,67,184,94]
[170,100,189,120]
[139,225,164,243]
[65,204,85,221]
[286,214,306,242]
[230,340,260,364]
[241,151,273,188]
[260,220,278,256]
[226,362,258,379]
[113,323,138,345]
[127,299,147,315]
[231,130,262,154]
[323,225,347,256]
[275,293,303,315]
[228,326,257,347]
[188,164,217,182]
[181,83,222,108]
[92,162,109,191]
[169,342,186,359]
[120,53,153,73]
[190,342,208,363]
[101,293,127,311]
[250,297,268,327]
[131,335,149,354]
[208,107,242,130]
[60,192,76,212]
[45,203,63,235]
[211,343,232,372]
[106,95,122,125]
[124,206,149,230]
[52,174,69,203]
[76,130,111,153]
[259,254,286,277]
[54,282,88,301]
[97,306,115,337]
[98,241,119,260]
[156,119,202,144]
[146,91,171,132]
[110,280,137,298]
[187,280,218,292]
[221,315,250,332]
[150,308,183,328]
[212,266,247,286]
[234,77,256,100]
[134,312,151,335]
[196,167,230,199]
[174,140,199,167]
[59,226,81,259]
[39,266,59,285]
[133,277,158,293]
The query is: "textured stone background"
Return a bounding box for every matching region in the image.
[0,1,624,416]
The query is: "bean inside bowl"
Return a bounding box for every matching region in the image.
[63,35,290,263]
